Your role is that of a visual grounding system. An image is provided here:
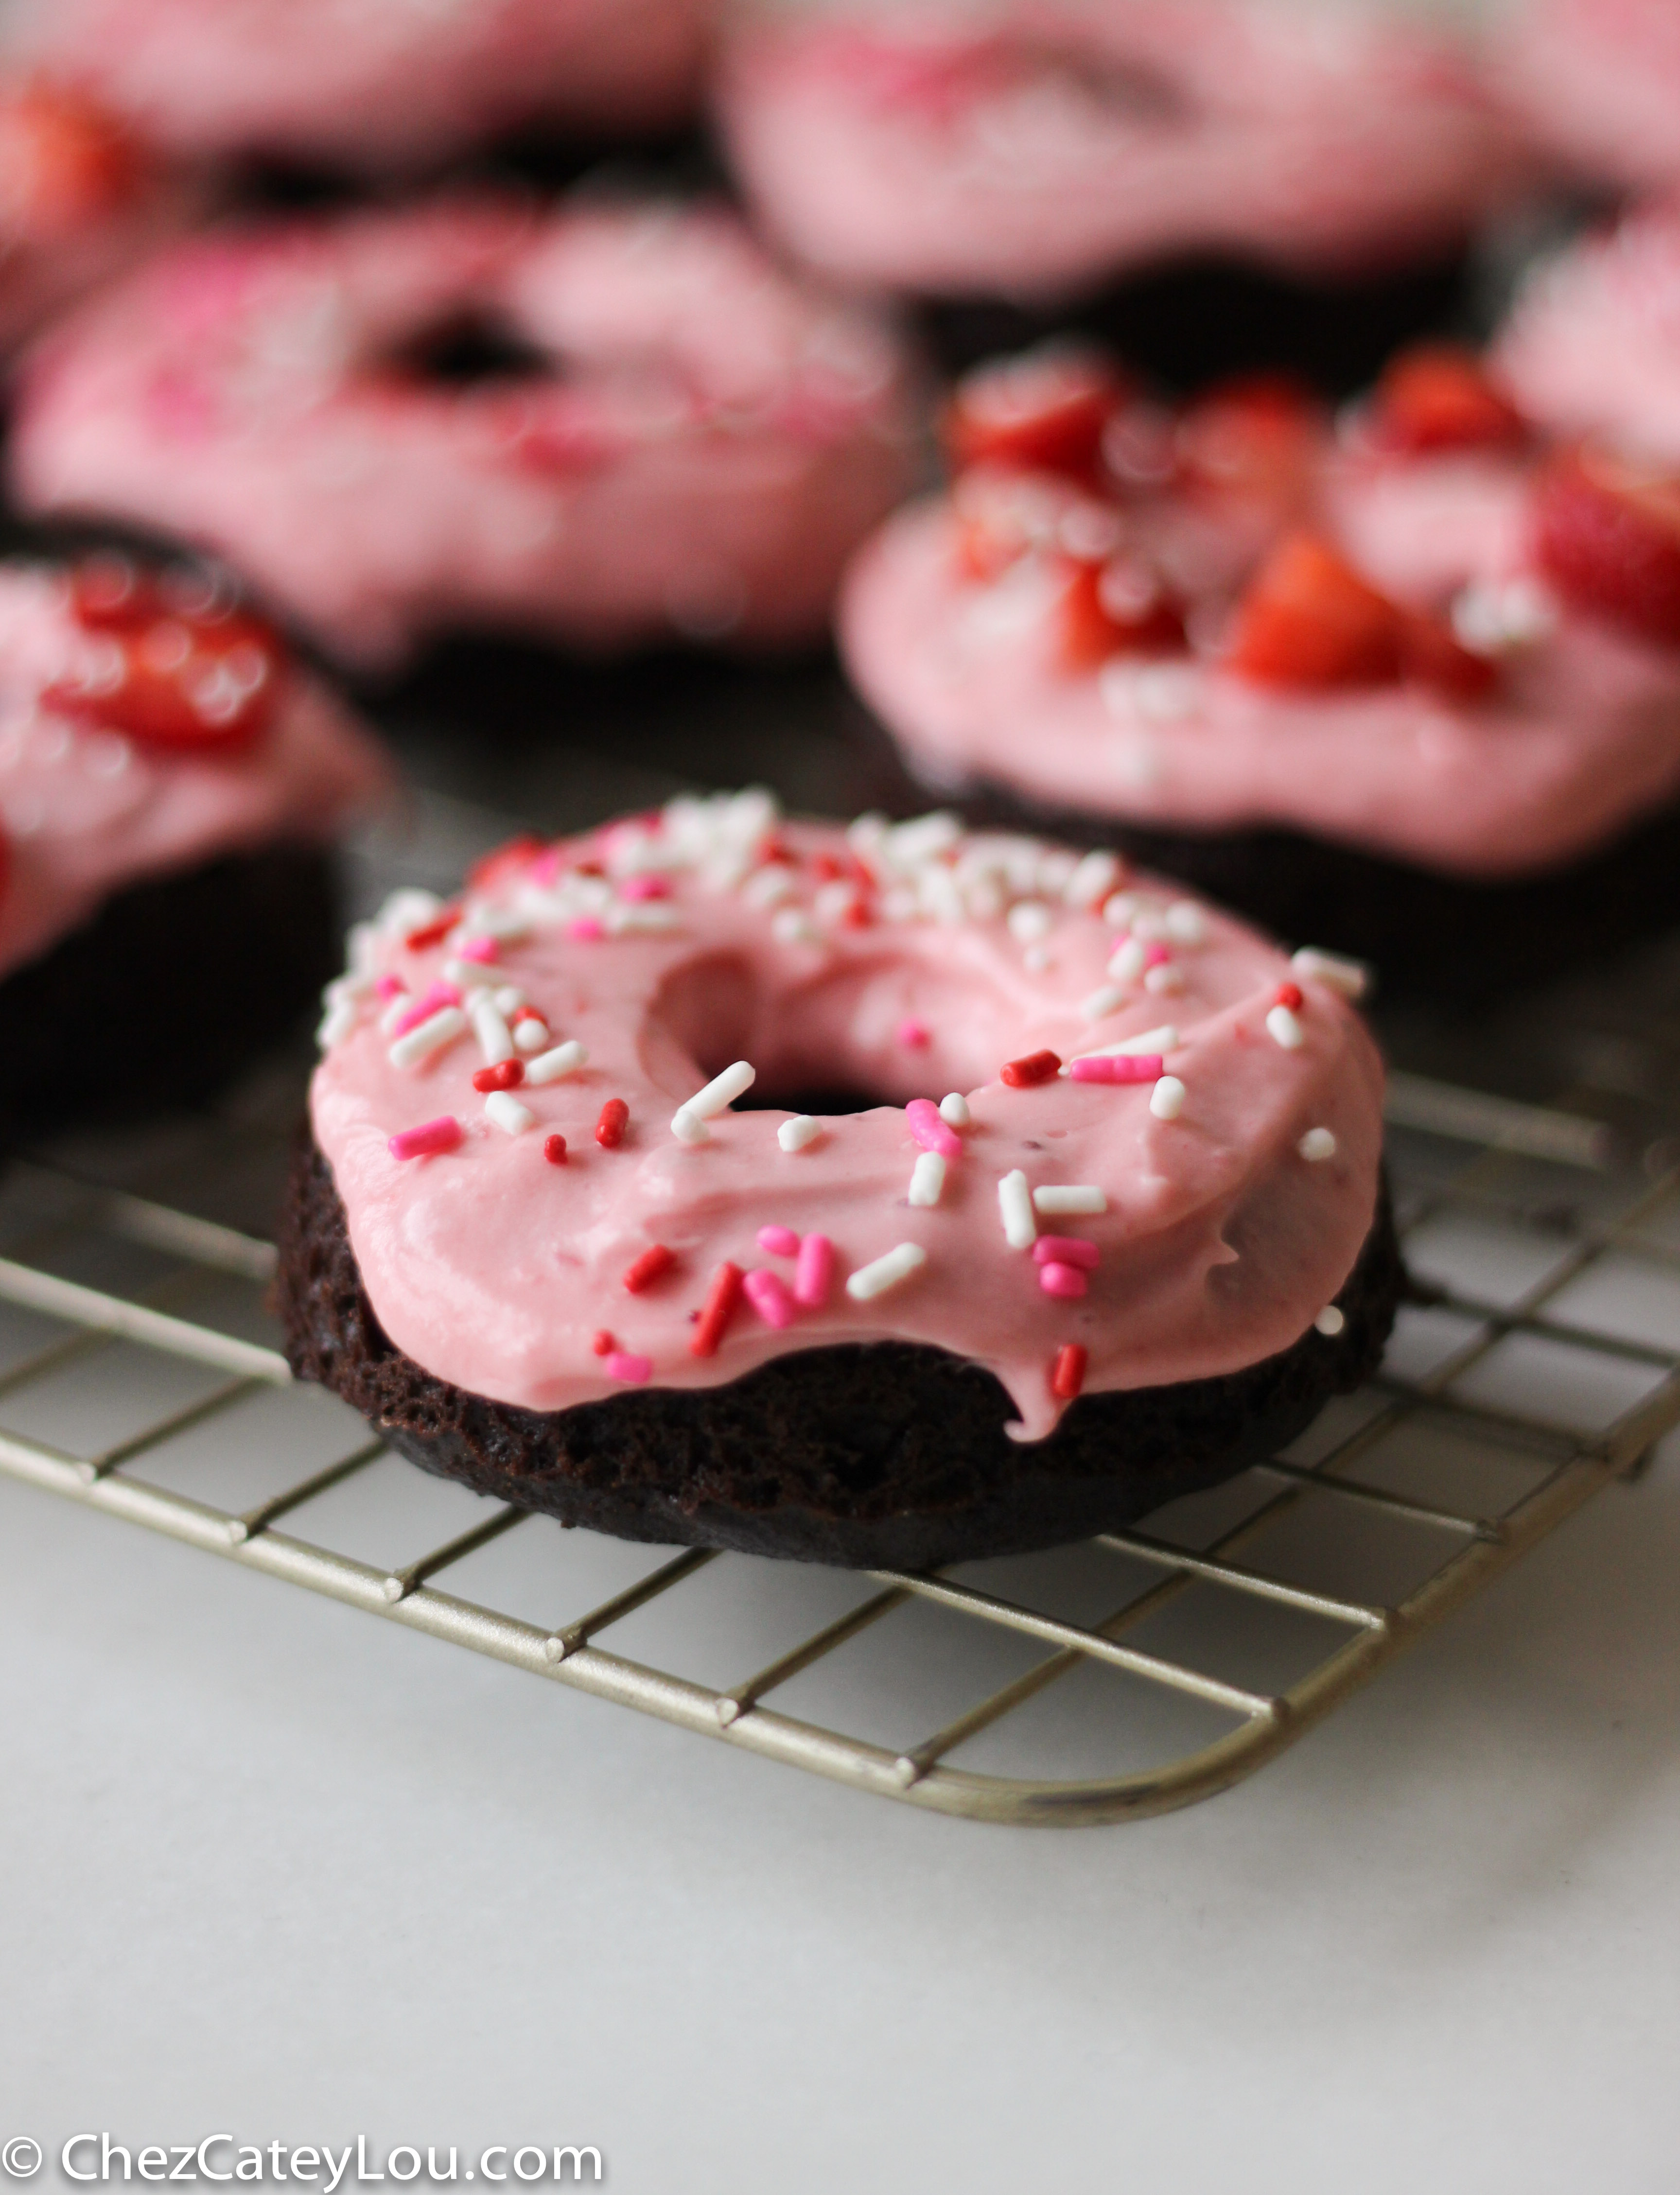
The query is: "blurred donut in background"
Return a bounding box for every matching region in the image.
[1492,0,1680,196]
[715,0,1531,304]
[8,194,920,669]
[0,78,197,354]
[0,0,714,176]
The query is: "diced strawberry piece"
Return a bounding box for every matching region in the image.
[46,583,285,751]
[1226,534,1405,690]
[1399,610,1499,702]
[1176,374,1324,505]
[0,87,140,237]
[1056,558,1185,670]
[1368,345,1524,456]
[945,348,1127,483]
[1533,444,1680,649]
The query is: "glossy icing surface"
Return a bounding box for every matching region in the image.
[0,563,392,979]
[310,793,1384,1443]
[718,0,1526,297]
[11,197,918,667]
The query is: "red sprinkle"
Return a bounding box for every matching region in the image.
[510,1005,545,1026]
[466,834,544,891]
[1051,1344,1088,1401]
[1068,1054,1161,1085]
[689,1261,744,1358]
[1001,1049,1062,1089]
[595,1099,629,1149]
[404,911,458,952]
[472,1060,525,1093]
[1032,1236,1100,1270]
[1275,982,1304,1011]
[592,1330,614,1356]
[543,1133,568,1166]
[388,1116,463,1162]
[623,1244,675,1293]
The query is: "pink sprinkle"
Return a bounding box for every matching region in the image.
[1032,1236,1100,1270]
[743,1268,797,1329]
[388,1115,463,1162]
[374,974,406,1001]
[905,1098,962,1157]
[757,1223,800,1257]
[896,1016,931,1048]
[1068,1053,1163,1084]
[530,849,562,886]
[604,1350,653,1385]
[567,917,605,942]
[1144,943,1172,968]
[1038,1262,1088,1300]
[389,980,462,1037]
[794,1232,835,1309]
[620,875,671,902]
[457,935,499,964]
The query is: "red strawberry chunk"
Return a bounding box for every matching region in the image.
[1176,374,1323,505]
[0,87,140,238]
[1533,444,1680,649]
[1056,557,1186,670]
[1398,610,1499,701]
[1226,534,1405,690]
[945,348,1126,483]
[1368,345,1524,456]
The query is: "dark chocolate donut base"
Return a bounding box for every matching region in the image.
[845,700,1680,1003]
[278,1132,1403,1569]
[0,843,340,1145]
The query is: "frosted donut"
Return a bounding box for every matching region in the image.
[280,788,1396,1568]
[0,551,392,1139]
[1,0,710,175]
[1495,205,1680,466]
[838,343,1680,993]
[1492,0,1680,196]
[0,79,194,355]
[716,0,1528,302]
[9,195,919,670]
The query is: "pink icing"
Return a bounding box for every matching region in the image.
[309,792,1384,1445]
[10,197,919,669]
[2,0,708,170]
[1492,0,1680,195]
[839,415,1680,881]
[0,564,393,981]
[717,0,1529,299]
[1496,205,1680,467]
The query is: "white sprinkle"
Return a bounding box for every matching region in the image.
[485,1092,535,1136]
[609,903,681,935]
[512,1018,551,1054]
[493,985,527,1015]
[469,911,532,943]
[1080,983,1127,1023]
[771,907,822,946]
[1164,902,1207,947]
[470,995,515,1065]
[1144,962,1185,995]
[938,1092,971,1128]
[1315,1305,1346,1337]
[1007,899,1053,943]
[316,999,357,1049]
[1068,1023,1179,1066]
[671,1107,710,1146]
[1106,936,1147,985]
[1032,1185,1107,1216]
[1064,849,1121,909]
[1290,947,1370,1001]
[779,1114,822,1152]
[741,862,796,909]
[682,1060,756,1121]
[525,1040,588,1084]
[1135,663,1203,722]
[379,992,416,1035]
[886,811,962,867]
[1267,1005,1305,1050]
[1150,1076,1186,1121]
[846,1242,928,1302]
[444,957,489,989]
[908,1151,946,1207]
[1102,891,1140,928]
[377,887,443,937]
[1299,1126,1337,1162]
[388,1007,468,1070]
[814,879,859,926]
[998,1169,1037,1250]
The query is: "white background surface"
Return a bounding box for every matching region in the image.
[3,1416,1677,2194]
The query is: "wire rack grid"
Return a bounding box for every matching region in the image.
[1,1048,1675,1829]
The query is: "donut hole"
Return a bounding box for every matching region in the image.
[645,951,1015,1118]
[388,309,556,389]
